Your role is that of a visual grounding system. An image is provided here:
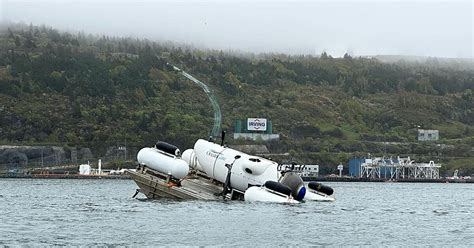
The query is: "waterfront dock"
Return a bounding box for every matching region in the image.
[0,173,131,179]
[302,176,474,183]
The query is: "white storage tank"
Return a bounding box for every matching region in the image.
[79,164,91,175]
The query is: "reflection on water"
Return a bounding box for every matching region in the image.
[0,179,472,246]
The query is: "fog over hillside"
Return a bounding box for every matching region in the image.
[1,0,473,58]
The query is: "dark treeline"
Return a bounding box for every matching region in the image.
[0,24,472,174]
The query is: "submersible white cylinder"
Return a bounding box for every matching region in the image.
[188,139,280,192]
[137,147,189,179]
[244,186,300,203]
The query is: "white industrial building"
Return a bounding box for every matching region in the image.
[417,129,439,141]
[281,164,319,177]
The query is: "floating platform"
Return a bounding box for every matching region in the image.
[127,166,224,200]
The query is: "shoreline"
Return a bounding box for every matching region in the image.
[0,174,131,179]
[0,174,472,183]
[302,176,474,183]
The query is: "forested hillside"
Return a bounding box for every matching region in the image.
[0,24,473,174]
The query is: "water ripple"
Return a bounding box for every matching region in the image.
[0,179,472,246]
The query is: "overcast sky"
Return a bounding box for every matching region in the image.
[1,0,473,58]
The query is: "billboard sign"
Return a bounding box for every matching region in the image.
[247,118,267,131]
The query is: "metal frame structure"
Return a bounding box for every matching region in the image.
[359,156,441,180]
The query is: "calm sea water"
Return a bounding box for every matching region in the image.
[0,179,472,246]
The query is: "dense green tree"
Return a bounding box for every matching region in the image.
[0,23,472,173]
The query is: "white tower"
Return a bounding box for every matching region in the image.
[337,163,343,177]
[98,159,102,175]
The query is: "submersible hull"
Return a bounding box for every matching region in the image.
[129,140,336,203]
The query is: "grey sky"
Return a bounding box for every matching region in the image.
[1,0,473,58]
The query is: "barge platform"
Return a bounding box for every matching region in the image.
[127,166,224,200]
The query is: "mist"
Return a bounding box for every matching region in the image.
[1,0,473,58]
